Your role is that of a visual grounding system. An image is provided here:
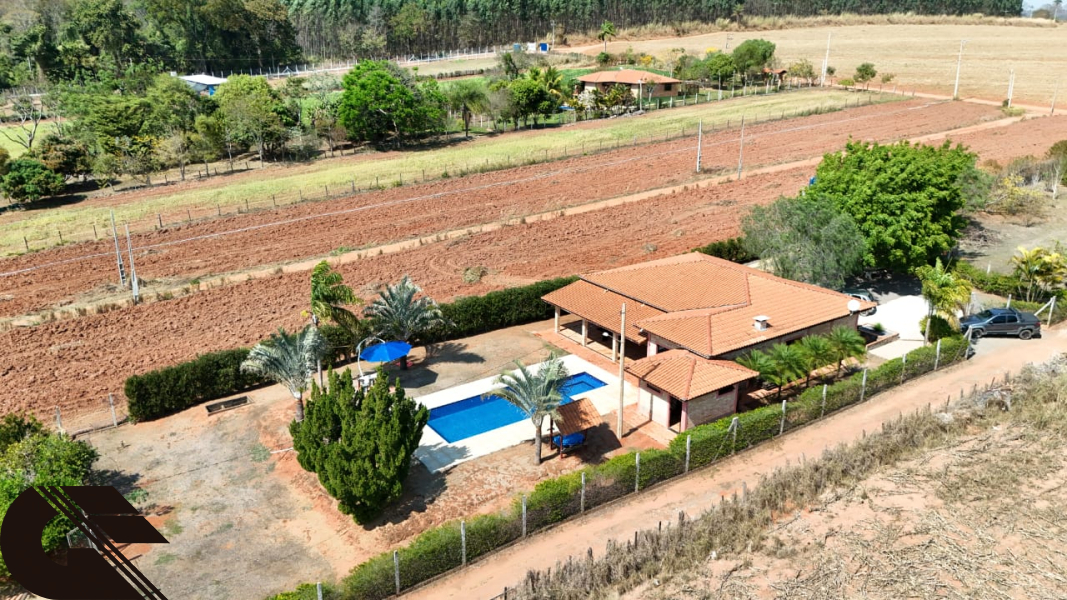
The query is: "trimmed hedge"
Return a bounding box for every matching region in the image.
[429,276,578,342]
[954,261,1021,298]
[691,237,755,264]
[124,349,266,422]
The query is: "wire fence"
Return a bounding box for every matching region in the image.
[6,85,889,257]
[340,336,972,599]
[46,393,128,439]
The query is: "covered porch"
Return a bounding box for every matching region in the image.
[543,280,664,366]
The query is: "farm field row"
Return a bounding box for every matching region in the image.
[0,89,874,252]
[0,109,1061,420]
[578,23,1067,104]
[0,99,1000,319]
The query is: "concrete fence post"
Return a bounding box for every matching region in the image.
[684,435,691,473]
[860,369,868,402]
[821,384,827,418]
[731,417,739,452]
[461,520,466,566]
[316,582,323,600]
[521,495,527,537]
[580,472,586,513]
[393,551,400,594]
[635,452,641,493]
[934,339,942,371]
[779,399,787,435]
[108,393,117,427]
[901,353,907,385]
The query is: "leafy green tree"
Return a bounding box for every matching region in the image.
[508,78,553,127]
[444,79,489,138]
[337,60,446,145]
[490,355,570,464]
[1011,246,1066,302]
[741,195,866,289]
[390,4,430,54]
[241,326,327,422]
[32,134,92,181]
[0,414,44,453]
[64,0,146,68]
[290,367,428,523]
[598,21,617,53]
[0,147,10,176]
[853,62,877,89]
[788,59,817,85]
[797,335,834,387]
[144,74,203,137]
[916,258,972,343]
[1,158,64,203]
[825,326,867,376]
[215,75,287,166]
[809,140,978,272]
[731,39,775,77]
[365,276,446,356]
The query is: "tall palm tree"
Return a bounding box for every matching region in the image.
[365,276,446,367]
[445,79,489,138]
[489,355,570,465]
[825,326,867,376]
[241,326,326,423]
[310,261,360,328]
[1011,246,1066,302]
[765,343,807,399]
[797,335,834,387]
[597,21,616,53]
[916,258,973,343]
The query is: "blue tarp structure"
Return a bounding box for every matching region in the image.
[359,341,412,363]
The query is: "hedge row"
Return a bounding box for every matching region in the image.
[427,276,578,343]
[337,335,972,599]
[124,349,266,422]
[691,237,755,264]
[954,261,1022,298]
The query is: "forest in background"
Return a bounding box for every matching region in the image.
[0,0,1024,90]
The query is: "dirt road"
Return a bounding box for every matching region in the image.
[404,327,1067,599]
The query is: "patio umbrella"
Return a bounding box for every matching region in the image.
[359,341,413,363]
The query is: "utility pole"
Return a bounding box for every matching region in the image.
[617,304,626,439]
[1007,68,1016,107]
[110,210,126,288]
[820,32,831,86]
[696,120,702,173]
[124,224,139,303]
[736,115,746,180]
[953,39,968,100]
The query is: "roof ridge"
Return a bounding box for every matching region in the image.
[684,355,696,399]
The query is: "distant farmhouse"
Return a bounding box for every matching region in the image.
[577,69,682,99]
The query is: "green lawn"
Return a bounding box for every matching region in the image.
[0,121,58,158]
[2,89,886,254]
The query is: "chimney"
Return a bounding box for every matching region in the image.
[753,315,770,332]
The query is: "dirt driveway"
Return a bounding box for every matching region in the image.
[404,325,1067,600]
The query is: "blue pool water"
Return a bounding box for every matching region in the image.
[428,372,607,443]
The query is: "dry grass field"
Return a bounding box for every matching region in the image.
[583,23,1067,104]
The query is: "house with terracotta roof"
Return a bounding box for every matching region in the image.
[577,69,682,99]
[542,253,872,433]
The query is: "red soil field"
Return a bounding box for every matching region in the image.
[2,105,1063,419]
[0,100,998,318]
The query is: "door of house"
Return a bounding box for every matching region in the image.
[669,397,683,427]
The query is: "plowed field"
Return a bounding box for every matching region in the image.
[0,100,999,318]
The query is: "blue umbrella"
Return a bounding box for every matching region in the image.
[360,341,413,363]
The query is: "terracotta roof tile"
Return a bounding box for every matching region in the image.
[542,280,663,343]
[555,398,602,435]
[577,69,681,85]
[582,253,750,311]
[626,350,757,400]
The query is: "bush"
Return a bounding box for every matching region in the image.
[919,315,959,342]
[691,237,755,263]
[124,348,265,421]
[429,276,578,342]
[466,512,521,561]
[954,261,1021,297]
[266,583,338,600]
[1010,297,1066,325]
[525,470,583,527]
[0,158,65,203]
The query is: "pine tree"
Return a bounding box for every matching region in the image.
[290,367,428,524]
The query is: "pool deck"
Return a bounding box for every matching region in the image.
[414,354,641,473]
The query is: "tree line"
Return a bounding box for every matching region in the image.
[0,0,1023,91]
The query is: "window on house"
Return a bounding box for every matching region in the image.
[716,385,734,395]
[663,83,673,91]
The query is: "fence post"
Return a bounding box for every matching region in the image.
[731,417,739,453]
[521,495,527,537]
[1006,294,1012,308]
[634,452,641,493]
[860,369,868,402]
[821,384,827,418]
[316,582,323,600]
[272,194,276,208]
[684,435,691,473]
[461,520,467,566]
[157,214,163,229]
[934,339,942,371]
[900,353,907,385]
[1049,296,1057,327]
[108,394,117,427]
[580,472,585,512]
[393,550,400,594]
[779,399,787,435]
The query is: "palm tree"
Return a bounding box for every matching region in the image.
[597,21,616,53]
[445,79,489,138]
[825,326,867,376]
[365,276,446,367]
[241,326,326,423]
[916,258,973,342]
[736,349,775,384]
[765,343,807,399]
[528,66,565,100]
[310,261,360,328]
[1011,246,1066,302]
[489,355,570,465]
[797,335,834,387]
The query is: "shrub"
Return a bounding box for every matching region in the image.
[691,237,755,263]
[266,583,337,600]
[637,448,682,489]
[1010,297,1066,325]
[429,276,578,342]
[124,349,265,421]
[0,158,65,203]
[466,512,521,560]
[919,315,959,342]
[525,470,583,527]
[954,261,1021,297]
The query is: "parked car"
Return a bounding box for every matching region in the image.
[959,308,1041,340]
[842,288,878,316]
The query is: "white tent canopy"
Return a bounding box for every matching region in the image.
[178,74,228,93]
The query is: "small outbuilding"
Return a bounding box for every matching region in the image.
[577,69,682,99]
[179,74,228,96]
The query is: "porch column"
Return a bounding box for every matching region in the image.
[581,319,588,347]
[611,333,618,362]
[554,306,560,333]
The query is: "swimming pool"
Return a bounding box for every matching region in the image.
[427,372,607,443]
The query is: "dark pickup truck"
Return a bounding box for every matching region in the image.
[959,308,1041,340]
